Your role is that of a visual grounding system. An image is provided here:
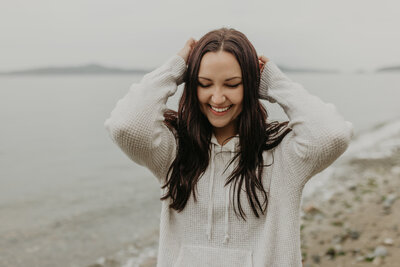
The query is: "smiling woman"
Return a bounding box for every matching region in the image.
[161,29,294,229]
[104,27,353,267]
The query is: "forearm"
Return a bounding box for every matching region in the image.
[104,54,187,181]
[259,61,353,138]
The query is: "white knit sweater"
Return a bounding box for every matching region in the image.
[104,54,354,267]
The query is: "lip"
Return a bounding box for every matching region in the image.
[208,104,233,116]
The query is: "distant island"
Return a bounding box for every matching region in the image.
[0,63,341,76]
[0,63,149,75]
[376,65,400,72]
[278,66,340,73]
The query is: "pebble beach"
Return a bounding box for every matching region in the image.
[300,118,400,267]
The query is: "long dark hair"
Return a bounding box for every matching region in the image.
[161,27,292,220]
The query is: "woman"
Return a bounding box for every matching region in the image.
[104,27,353,267]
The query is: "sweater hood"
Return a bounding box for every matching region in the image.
[207,132,240,244]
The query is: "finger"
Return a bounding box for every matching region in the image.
[260,55,269,62]
[187,38,195,46]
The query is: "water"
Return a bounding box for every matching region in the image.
[0,72,399,266]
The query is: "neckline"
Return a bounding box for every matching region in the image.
[210,132,240,151]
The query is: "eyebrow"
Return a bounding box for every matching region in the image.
[198,76,242,81]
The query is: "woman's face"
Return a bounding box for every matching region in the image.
[197,50,243,134]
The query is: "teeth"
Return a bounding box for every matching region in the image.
[210,105,231,112]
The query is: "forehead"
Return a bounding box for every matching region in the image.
[198,51,242,78]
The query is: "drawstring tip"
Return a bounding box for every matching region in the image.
[223,235,230,244]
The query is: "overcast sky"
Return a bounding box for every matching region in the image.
[1,0,399,72]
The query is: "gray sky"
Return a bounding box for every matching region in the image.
[1,0,399,72]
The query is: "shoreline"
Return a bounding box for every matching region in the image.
[300,152,400,266]
[300,119,400,266]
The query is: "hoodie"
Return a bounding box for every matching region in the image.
[104,54,354,266]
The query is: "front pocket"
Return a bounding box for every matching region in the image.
[174,244,253,267]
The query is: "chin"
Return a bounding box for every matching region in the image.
[210,122,228,128]
[207,118,231,128]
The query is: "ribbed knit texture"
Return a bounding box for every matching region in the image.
[104,54,354,267]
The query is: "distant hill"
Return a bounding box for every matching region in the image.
[278,66,340,73]
[0,62,341,76]
[0,63,149,75]
[376,65,400,72]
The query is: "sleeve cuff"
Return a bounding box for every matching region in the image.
[141,54,187,87]
[259,61,291,102]
[170,54,187,86]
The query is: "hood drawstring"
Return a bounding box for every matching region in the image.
[206,147,216,241]
[223,150,235,244]
[206,134,238,245]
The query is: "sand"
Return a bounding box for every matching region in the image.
[300,146,400,266]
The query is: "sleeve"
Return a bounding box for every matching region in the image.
[259,61,354,189]
[104,54,187,183]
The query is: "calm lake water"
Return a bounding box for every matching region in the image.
[0,71,399,266]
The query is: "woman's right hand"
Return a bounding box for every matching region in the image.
[258,54,270,73]
[177,37,197,64]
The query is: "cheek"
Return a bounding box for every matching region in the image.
[197,89,207,113]
[232,88,244,105]
[197,88,208,104]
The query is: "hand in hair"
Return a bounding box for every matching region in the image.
[177,37,197,63]
[258,54,270,73]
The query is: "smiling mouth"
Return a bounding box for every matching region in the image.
[208,104,233,113]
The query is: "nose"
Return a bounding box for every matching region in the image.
[211,89,226,105]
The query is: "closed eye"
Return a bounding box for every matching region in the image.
[198,83,241,88]
[227,83,242,88]
[198,83,211,88]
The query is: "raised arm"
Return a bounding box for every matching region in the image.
[258,58,354,189]
[104,54,187,183]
